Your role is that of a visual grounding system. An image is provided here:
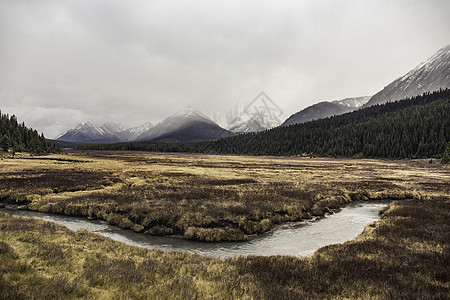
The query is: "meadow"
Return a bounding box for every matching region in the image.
[0,197,448,299]
[1,151,449,242]
[0,151,449,298]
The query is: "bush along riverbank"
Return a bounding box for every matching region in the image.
[0,196,448,299]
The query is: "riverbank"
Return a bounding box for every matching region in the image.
[1,201,389,258]
[1,197,448,299]
[1,152,448,242]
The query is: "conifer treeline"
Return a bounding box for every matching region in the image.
[77,89,450,159]
[0,111,60,154]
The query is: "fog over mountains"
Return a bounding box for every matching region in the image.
[57,44,450,145]
[114,122,154,142]
[57,107,233,144]
[57,93,282,144]
[134,107,233,143]
[282,44,450,127]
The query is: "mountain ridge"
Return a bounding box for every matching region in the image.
[134,106,233,143]
[57,121,123,143]
[282,96,370,126]
[366,44,450,106]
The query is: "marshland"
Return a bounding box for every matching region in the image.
[0,151,449,299]
[1,151,448,242]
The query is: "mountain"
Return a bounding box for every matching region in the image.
[57,121,124,143]
[194,89,450,159]
[225,92,283,133]
[77,90,450,159]
[114,122,154,142]
[282,96,370,126]
[135,107,233,143]
[228,111,282,133]
[366,44,450,106]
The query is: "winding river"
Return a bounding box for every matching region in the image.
[1,201,388,258]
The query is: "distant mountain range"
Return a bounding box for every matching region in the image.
[282,44,450,126]
[366,44,450,106]
[57,107,233,144]
[78,89,450,160]
[57,121,154,144]
[115,122,154,142]
[281,96,370,126]
[190,89,450,158]
[134,107,233,143]
[225,91,283,133]
[58,44,449,145]
[56,121,125,143]
[57,93,280,144]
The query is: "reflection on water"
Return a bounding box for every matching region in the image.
[1,201,388,258]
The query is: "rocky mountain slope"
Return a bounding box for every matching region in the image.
[57,121,124,143]
[282,96,370,126]
[135,107,233,143]
[366,44,450,106]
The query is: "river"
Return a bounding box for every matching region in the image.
[1,201,388,258]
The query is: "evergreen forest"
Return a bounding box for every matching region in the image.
[0,111,60,154]
[77,89,450,159]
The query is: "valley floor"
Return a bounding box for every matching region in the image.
[0,151,449,241]
[0,151,449,298]
[0,198,448,299]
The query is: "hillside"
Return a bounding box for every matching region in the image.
[282,96,370,126]
[366,45,450,106]
[56,121,124,144]
[0,110,60,154]
[135,107,233,143]
[76,90,450,159]
[196,89,450,158]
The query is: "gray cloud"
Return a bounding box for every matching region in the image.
[0,0,449,138]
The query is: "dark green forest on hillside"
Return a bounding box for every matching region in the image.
[0,111,60,154]
[77,89,450,159]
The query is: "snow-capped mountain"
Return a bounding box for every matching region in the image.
[135,106,233,143]
[224,92,283,133]
[228,111,282,133]
[57,121,125,143]
[101,122,125,136]
[336,97,370,108]
[114,122,154,142]
[281,96,370,127]
[366,44,450,106]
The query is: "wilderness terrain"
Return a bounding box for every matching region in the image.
[1,151,448,242]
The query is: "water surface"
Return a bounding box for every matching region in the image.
[2,201,388,258]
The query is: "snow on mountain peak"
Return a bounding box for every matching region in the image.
[333,96,370,108]
[167,106,215,125]
[75,120,95,129]
[366,44,450,106]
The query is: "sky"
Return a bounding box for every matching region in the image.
[0,0,449,138]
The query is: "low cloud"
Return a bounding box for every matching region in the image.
[0,0,449,138]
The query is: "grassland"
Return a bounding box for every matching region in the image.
[1,197,448,299]
[1,151,449,241]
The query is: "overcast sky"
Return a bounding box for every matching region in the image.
[0,0,449,138]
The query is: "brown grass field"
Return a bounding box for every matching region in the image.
[1,151,449,241]
[0,197,448,299]
[0,151,449,298]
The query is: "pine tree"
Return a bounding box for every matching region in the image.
[1,134,10,152]
[0,110,60,154]
[442,142,450,164]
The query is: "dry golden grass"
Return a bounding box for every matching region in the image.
[0,212,261,299]
[1,197,448,299]
[1,151,449,298]
[1,151,449,241]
